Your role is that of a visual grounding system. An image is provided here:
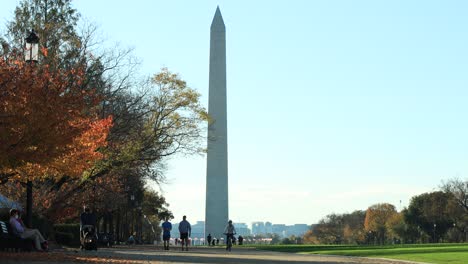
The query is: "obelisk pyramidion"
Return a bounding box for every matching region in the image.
[205,6,228,239]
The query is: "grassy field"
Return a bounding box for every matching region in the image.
[254,243,468,264]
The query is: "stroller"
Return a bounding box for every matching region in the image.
[81,225,98,250]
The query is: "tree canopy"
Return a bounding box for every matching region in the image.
[0,0,208,241]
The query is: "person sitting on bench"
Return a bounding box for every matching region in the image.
[9,209,47,251]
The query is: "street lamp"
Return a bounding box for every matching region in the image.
[137,206,143,243]
[25,30,39,63]
[433,223,437,243]
[129,194,135,238]
[24,29,40,228]
[453,223,457,242]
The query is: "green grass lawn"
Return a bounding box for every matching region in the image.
[254,243,468,264]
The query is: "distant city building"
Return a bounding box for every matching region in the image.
[250,222,311,238]
[191,221,205,239]
[251,222,265,235]
[285,224,309,237]
[272,224,287,237]
[171,220,310,240]
[234,223,251,236]
[265,222,272,234]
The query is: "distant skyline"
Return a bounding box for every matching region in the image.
[1,1,467,225]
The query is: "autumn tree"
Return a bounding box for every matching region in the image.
[0,0,119,182]
[364,203,397,245]
[304,211,366,245]
[28,67,207,241]
[0,0,137,221]
[341,210,366,244]
[307,213,344,244]
[385,211,421,244]
[0,53,112,232]
[0,59,112,182]
[303,229,319,244]
[86,68,208,183]
[1,2,207,241]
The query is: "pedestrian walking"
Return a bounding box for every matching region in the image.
[178,215,191,251]
[161,217,172,250]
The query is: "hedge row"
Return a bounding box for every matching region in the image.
[54,224,80,246]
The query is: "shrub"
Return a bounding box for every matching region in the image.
[54,223,80,246]
[32,214,53,239]
[55,231,74,245]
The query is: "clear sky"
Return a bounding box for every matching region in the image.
[1,1,468,226]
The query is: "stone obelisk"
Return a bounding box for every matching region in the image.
[205,6,228,239]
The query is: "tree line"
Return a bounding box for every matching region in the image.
[0,0,207,242]
[303,178,468,244]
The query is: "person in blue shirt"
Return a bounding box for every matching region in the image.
[178,215,191,251]
[161,217,172,250]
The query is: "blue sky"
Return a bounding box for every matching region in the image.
[2,1,468,226]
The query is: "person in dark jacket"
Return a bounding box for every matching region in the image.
[80,206,97,242]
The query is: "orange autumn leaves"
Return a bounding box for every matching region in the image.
[0,58,112,181]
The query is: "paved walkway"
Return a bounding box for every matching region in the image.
[1,246,426,264]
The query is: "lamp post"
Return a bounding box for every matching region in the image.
[433,223,437,243]
[130,194,135,236]
[24,29,39,228]
[137,206,142,243]
[453,223,457,242]
[25,30,39,63]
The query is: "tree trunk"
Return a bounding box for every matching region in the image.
[115,210,120,242]
[109,211,114,236]
[26,180,33,228]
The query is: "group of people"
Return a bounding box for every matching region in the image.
[8,209,48,252]
[161,216,238,251]
[7,206,96,252]
[207,231,244,246]
[206,234,220,246]
[161,215,191,251]
[7,207,239,252]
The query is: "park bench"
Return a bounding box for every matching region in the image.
[0,220,34,252]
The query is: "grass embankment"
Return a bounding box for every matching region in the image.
[254,243,468,264]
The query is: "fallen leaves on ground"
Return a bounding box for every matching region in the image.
[0,251,144,263]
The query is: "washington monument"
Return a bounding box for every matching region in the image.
[205,6,228,239]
